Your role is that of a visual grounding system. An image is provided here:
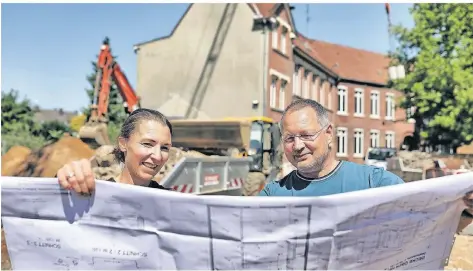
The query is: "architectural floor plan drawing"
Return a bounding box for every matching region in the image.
[330,193,454,269]
[207,205,312,270]
[2,174,472,270]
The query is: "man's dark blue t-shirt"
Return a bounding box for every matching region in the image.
[258,161,404,197]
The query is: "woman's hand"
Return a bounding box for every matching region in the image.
[57,159,95,195]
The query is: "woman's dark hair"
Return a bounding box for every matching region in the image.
[112,108,173,163]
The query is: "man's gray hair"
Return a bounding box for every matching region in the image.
[279,98,330,131]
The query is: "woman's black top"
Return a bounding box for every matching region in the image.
[106,178,171,190]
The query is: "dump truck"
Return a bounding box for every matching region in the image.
[169,116,283,196]
[160,156,254,196]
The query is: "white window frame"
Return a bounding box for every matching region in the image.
[336,127,348,157]
[279,80,286,110]
[319,81,325,106]
[293,65,300,96]
[354,88,364,117]
[311,77,318,101]
[272,27,278,50]
[280,26,287,54]
[270,75,277,108]
[353,128,364,158]
[370,129,380,148]
[385,131,395,148]
[337,85,348,115]
[303,71,310,98]
[385,93,395,120]
[370,90,380,119]
[327,85,332,110]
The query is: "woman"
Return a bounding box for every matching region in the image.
[57,108,173,194]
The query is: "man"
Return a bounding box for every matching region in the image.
[259,98,404,197]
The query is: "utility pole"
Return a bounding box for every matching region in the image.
[306,4,310,37]
[385,3,395,54]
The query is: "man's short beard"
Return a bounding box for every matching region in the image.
[297,146,330,175]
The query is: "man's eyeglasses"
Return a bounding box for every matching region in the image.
[283,125,328,144]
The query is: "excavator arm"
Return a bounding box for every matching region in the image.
[79,37,140,148]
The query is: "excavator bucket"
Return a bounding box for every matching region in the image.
[78,122,111,149]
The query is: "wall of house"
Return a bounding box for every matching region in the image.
[332,82,414,163]
[264,7,296,122]
[135,3,265,119]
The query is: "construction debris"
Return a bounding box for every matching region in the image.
[397,151,434,169]
[397,150,471,170]
[91,145,121,181]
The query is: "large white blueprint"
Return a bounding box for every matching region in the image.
[2,173,473,270]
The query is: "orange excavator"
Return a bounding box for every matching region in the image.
[78,37,140,148]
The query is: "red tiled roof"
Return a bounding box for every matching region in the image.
[253,3,277,17]
[293,34,323,61]
[308,39,390,85]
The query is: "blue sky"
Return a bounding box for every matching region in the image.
[1,3,414,112]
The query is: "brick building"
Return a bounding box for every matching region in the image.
[133,3,414,163]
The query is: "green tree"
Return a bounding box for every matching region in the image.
[1,89,46,154]
[390,4,473,151]
[83,37,127,126]
[38,120,73,142]
[1,89,40,134]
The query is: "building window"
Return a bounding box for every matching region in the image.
[354,88,364,116]
[370,90,380,118]
[279,80,286,110]
[386,93,395,120]
[272,27,278,49]
[303,71,310,98]
[319,81,325,106]
[337,86,348,114]
[270,76,277,108]
[370,129,380,148]
[386,131,395,148]
[327,85,332,110]
[280,27,287,54]
[311,77,318,101]
[354,129,364,158]
[293,65,300,96]
[337,127,348,157]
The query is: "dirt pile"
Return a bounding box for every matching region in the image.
[10,136,94,177]
[1,136,95,178]
[1,146,32,176]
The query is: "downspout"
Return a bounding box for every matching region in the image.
[262,22,269,117]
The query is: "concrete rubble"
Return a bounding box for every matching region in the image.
[397,150,471,170]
